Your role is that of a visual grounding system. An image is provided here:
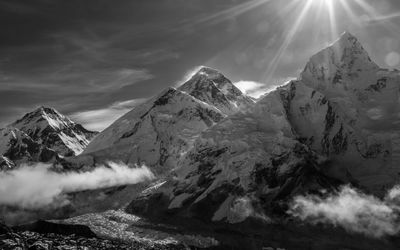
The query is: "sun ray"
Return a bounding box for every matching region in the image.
[276,0,304,17]
[191,0,273,26]
[368,11,400,22]
[311,0,325,46]
[262,0,313,84]
[326,0,339,42]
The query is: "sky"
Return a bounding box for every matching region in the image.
[1,0,400,131]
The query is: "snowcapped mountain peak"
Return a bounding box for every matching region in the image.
[36,106,61,115]
[194,66,222,77]
[181,66,244,96]
[178,66,254,114]
[10,107,97,157]
[13,106,77,133]
[179,66,230,92]
[337,30,356,41]
[190,66,236,88]
[301,31,379,87]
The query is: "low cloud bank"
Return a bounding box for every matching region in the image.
[289,186,400,238]
[0,162,154,209]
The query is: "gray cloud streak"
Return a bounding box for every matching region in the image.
[0,162,154,209]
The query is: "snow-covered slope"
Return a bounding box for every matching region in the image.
[83,67,254,170]
[83,87,226,170]
[11,106,98,156]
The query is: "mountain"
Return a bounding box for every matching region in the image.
[301,31,380,91]
[11,106,98,157]
[296,31,400,191]
[0,107,97,169]
[126,32,400,226]
[82,67,254,170]
[178,66,254,114]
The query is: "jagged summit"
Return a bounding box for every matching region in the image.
[192,66,224,79]
[301,31,379,86]
[180,66,243,96]
[337,30,356,41]
[10,106,97,156]
[178,66,254,114]
[14,106,62,126]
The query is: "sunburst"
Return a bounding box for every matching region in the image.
[195,0,400,83]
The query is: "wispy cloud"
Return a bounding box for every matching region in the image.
[289,185,400,238]
[71,98,147,131]
[361,11,400,24]
[234,80,284,98]
[0,67,153,94]
[0,162,154,209]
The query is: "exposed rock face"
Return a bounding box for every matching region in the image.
[0,127,59,167]
[0,156,15,171]
[82,67,255,171]
[11,106,98,157]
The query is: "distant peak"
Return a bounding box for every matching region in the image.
[180,66,227,85]
[180,66,232,89]
[35,106,59,115]
[11,106,67,127]
[331,30,361,49]
[301,31,378,82]
[195,66,222,76]
[339,31,356,40]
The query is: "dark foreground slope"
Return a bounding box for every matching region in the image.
[1,220,188,250]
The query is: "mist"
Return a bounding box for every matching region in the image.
[289,185,400,238]
[0,162,154,209]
